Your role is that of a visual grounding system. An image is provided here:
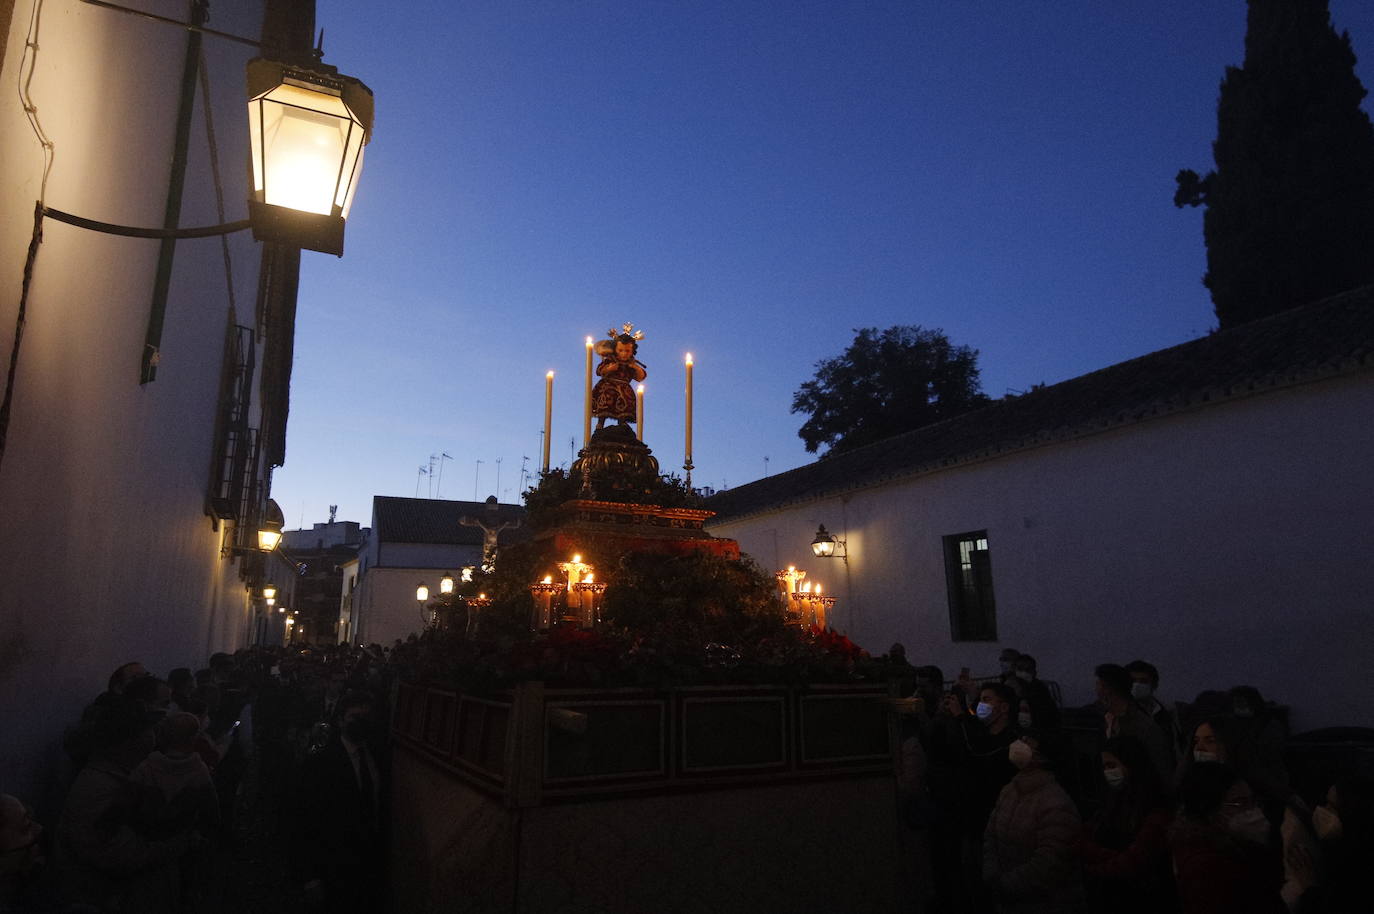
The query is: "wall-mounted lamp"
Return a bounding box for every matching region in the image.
[439,572,455,595]
[416,582,430,603]
[811,524,847,562]
[262,583,278,601]
[247,57,373,256]
[257,499,286,552]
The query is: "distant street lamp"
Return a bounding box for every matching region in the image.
[439,572,455,595]
[247,57,373,256]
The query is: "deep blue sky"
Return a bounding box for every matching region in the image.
[273,1,1374,529]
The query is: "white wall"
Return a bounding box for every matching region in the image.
[709,374,1374,732]
[0,0,276,806]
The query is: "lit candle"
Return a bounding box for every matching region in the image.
[636,383,646,441]
[543,370,554,473]
[583,337,594,446]
[685,353,694,466]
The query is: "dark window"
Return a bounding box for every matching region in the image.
[943,531,996,641]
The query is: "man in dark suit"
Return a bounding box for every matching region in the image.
[295,690,386,912]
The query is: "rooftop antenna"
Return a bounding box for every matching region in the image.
[328,504,337,524]
[764,456,770,477]
[436,452,452,499]
[495,457,503,501]
[427,454,437,498]
[473,459,484,501]
[415,465,428,498]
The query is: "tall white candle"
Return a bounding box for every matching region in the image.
[583,337,593,446]
[684,353,694,465]
[543,370,554,472]
[636,383,645,441]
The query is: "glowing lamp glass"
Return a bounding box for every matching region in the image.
[416,583,429,602]
[247,59,373,255]
[257,527,283,552]
[811,525,837,558]
[440,573,454,595]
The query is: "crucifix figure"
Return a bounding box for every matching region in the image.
[459,496,521,571]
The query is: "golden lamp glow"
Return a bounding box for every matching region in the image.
[262,584,278,600]
[265,596,276,606]
[278,606,285,614]
[257,498,285,552]
[439,573,455,595]
[542,575,553,585]
[247,58,373,256]
[416,583,429,602]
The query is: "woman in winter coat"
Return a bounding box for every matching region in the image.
[1077,735,1178,913]
[983,730,1085,914]
[1169,762,1285,914]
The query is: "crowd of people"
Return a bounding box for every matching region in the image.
[889,646,1371,914]
[0,644,398,913]
[3,640,1369,913]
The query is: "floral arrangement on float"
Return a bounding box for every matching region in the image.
[400,321,888,694]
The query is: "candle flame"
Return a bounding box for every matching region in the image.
[546,370,554,379]
[788,565,796,573]
[585,336,593,347]
[479,593,487,600]
[584,573,593,583]
[572,554,581,563]
[685,353,693,365]
[542,575,552,584]
[815,584,822,595]
[801,582,812,593]
[637,383,645,393]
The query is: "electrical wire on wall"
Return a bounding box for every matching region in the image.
[1,0,53,471]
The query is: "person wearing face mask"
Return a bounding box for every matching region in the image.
[949,682,1021,913]
[1095,663,1176,788]
[982,730,1084,912]
[1170,763,1285,914]
[294,690,387,914]
[1076,736,1178,913]
[1125,660,1181,754]
[1286,775,1373,914]
[1011,654,1060,732]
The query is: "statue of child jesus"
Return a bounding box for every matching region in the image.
[592,327,647,430]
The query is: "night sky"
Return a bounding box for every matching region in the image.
[272,1,1374,528]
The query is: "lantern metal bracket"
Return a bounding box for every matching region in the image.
[42,206,251,240]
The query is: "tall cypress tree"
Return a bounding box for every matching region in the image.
[1175,0,1374,328]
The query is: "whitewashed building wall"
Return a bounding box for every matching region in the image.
[709,370,1374,733]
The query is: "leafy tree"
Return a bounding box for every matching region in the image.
[791,325,989,456]
[1175,0,1374,328]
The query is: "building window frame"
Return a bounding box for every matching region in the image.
[943,530,997,641]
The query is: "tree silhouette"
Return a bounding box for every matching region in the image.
[1175,0,1374,329]
[791,326,989,456]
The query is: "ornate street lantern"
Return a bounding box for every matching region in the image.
[439,572,455,595]
[262,583,278,601]
[416,583,430,603]
[247,57,373,256]
[257,499,285,552]
[811,525,837,558]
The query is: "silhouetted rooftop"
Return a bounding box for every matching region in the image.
[707,285,1374,522]
[371,496,528,545]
